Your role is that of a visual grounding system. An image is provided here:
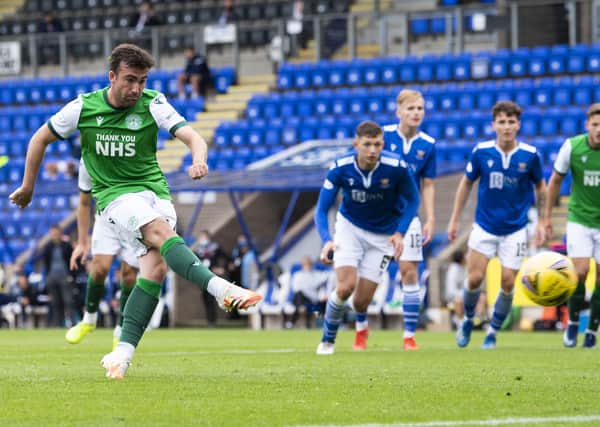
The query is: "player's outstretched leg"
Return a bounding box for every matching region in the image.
[481,290,513,349]
[160,236,261,311]
[353,311,368,351]
[583,287,600,349]
[402,284,421,351]
[456,286,481,348]
[564,281,586,347]
[66,275,105,344]
[317,292,347,355]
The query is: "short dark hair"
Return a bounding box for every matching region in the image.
[587,103,600,119]
[109,43,155,73]
[356,121,383,138]
[492,101,521,120]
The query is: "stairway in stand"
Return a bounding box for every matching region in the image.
[156,74,275,173]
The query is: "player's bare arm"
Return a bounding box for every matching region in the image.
[533,179,548,246]
[70,191,93,270]
[9,124,58,208]
[390,232,404,261]
[320,241,336,265]
[421,177,435,245]
[542,171,564,239]
[447,176,474,241]
[174,125,209,180]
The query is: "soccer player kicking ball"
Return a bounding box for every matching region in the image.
[447,101,547,349]
[10,44,261,378]
[375,89,436,351]
[66,159,139,350]
[542,103,600,349]
[314,121,420,355]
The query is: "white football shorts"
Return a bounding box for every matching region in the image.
[101,190,177,258]
[566,221,600,263]
[91,213,140,268]
[333,212,393,283]
[468,222,527,271]
[399,216,423,262]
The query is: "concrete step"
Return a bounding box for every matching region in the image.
[205,101,247,112]
[238,74,275,85]
[228,83,271,94]
[215,93,253,103]
[192,119,222,129]
[195,111,239,121]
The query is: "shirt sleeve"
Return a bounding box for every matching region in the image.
[553,138,572,175]
[464,147,480,181]
[314,166,340,243]
[149,93,187,136]
[77,158,92,193]
[47,96,83,140]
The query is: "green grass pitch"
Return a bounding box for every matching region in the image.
[1,329,599,427]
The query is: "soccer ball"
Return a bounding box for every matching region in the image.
[520,251,577,306]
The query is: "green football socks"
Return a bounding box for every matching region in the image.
[568,281,586,323]
[118,282,134,328]
[588,286,600,332]
[120,278,162,348]
[160,236,215,291]
[85,274,106,314]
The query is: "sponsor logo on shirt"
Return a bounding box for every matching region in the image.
[583,170,600,186]
[95,133,137,157]
[96,116,104,126]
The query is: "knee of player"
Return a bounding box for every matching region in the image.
[90,262,110,282]
[121,266,138,287]
[467,271,485,288]
[399,263,418,284]
[141,218,177,248]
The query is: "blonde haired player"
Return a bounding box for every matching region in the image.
[359,89,436,351]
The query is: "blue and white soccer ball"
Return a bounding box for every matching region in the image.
[520,251,577,307]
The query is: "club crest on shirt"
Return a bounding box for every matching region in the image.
[582,155,588,163]
[125,114,142,130]
[380,178,390,188]
[518,162,527,171]
[416,150,425,159]
[487,160,494,168]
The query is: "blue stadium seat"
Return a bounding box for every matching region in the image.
[311,62,328,87]
[417,55,435,82]
[328,62,346,86]
[379,57,399,84]
[410,17,429,36]
[548,45,568,74]
[553,87,571,106]
[489,49,510,78]
[399,57,416,82]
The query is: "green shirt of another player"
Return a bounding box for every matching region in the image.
[554,133,600,228]
[48,88,186,211]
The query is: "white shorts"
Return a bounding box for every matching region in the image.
[101,190,177,259]
[333,213,393,283]
[467,222,527,270]
[399,216,423,262]
[566,221,600,262]
[91,214,140,268]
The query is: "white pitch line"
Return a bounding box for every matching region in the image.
[293,415,600,427]
[142,348,299,356]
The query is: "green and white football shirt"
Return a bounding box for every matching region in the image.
[554,134,600,228]
[48,88,186,211]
